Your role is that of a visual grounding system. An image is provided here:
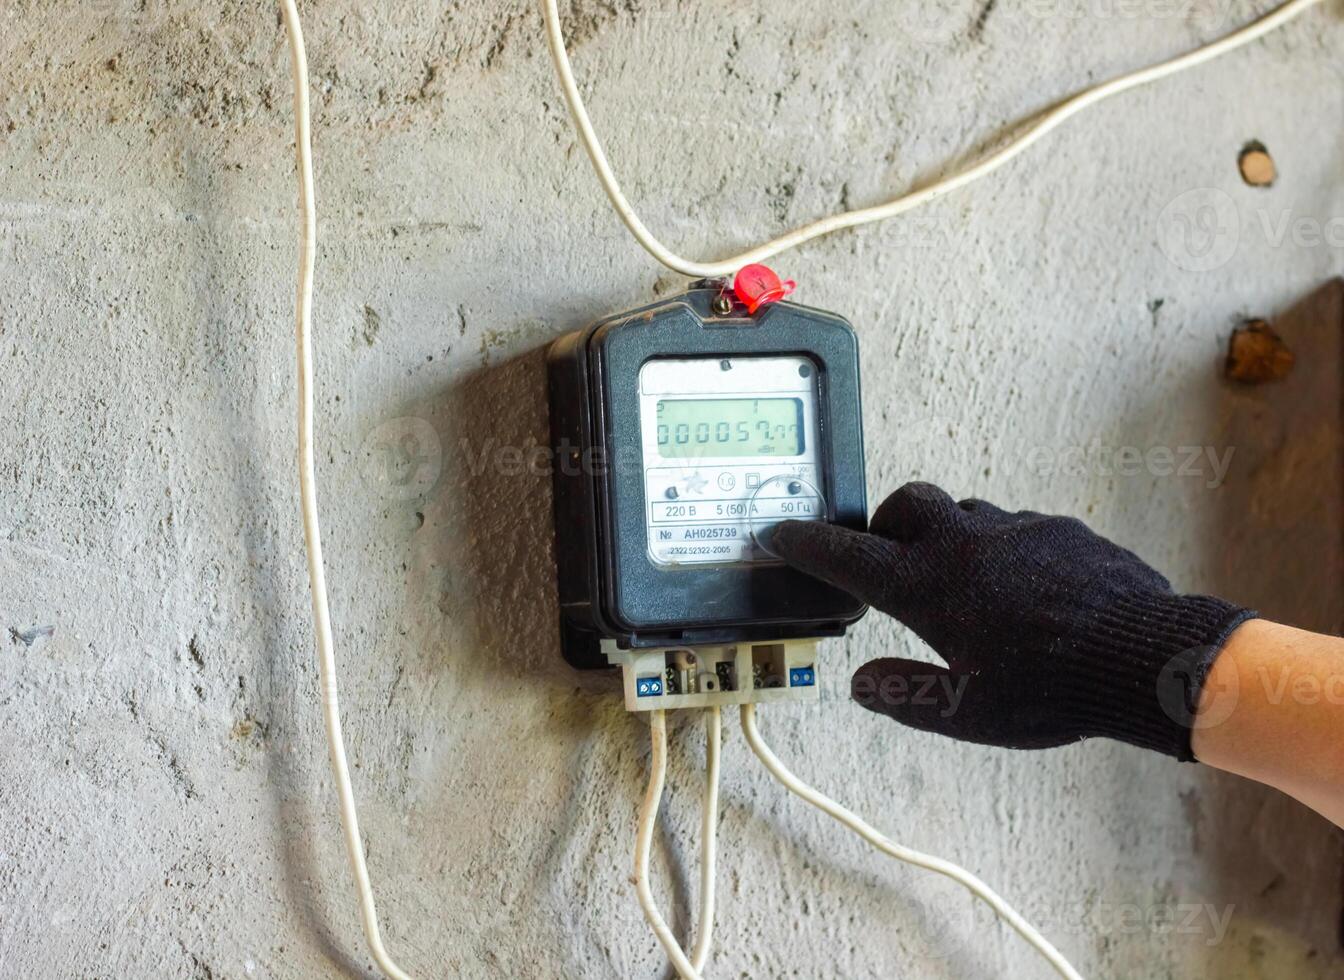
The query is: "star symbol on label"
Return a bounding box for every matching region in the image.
[684,471,708,494]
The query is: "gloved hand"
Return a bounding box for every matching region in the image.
[771,483,1255,761]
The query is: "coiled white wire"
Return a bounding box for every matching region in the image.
[542,0,1325,278]
[741,704,1083,980]
[280,2,416,978]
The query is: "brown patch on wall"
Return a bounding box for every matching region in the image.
[1238,141,1276,188]
[1225,320,1294,384]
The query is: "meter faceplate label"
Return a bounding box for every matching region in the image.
[638,356,824,566]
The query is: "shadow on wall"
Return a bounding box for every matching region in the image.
[422,340,653,974]
[1210,280,1344,632]
[356,334,648,976]
[1194,278,1344,974]
[420,342,617,700]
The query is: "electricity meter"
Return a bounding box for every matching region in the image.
[547,280,867,708]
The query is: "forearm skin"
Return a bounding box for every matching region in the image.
[1193,620,1344,828]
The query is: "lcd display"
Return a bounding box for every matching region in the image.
[655,398,804,458]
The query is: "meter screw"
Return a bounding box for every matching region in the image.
[711,294,733,316]
[787,480,802,495]
[665,486,679,500]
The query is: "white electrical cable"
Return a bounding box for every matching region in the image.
[634,708,720,979]
[690,707,720,974]
[279,3,416,979]
[635,710,704,980]
[542,0,1325,279]
[740,704,1084,980]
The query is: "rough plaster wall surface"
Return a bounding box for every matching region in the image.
[2,0,1343,977]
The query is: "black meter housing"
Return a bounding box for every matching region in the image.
[546,281,867,669]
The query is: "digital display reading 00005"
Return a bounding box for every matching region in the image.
[655,398,804,458]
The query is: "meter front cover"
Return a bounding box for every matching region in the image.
[590,290,867,639]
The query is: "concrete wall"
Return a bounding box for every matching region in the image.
[2,1,1342,977]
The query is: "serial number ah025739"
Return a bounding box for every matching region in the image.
[682,526,738,540]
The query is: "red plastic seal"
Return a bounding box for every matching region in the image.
[732,264,796,314]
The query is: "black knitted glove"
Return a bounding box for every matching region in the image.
[772,483,1255,761]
